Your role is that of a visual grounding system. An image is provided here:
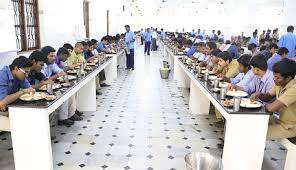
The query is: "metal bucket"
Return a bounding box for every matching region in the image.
[163,61,169,68]
[185,152,222,170]
[159,68,170,79]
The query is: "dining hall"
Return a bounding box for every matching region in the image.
[0,0,296,170]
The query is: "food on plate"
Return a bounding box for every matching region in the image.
[219,82,229,88]
[57,75,76,82]
[226,89,248,97]
[19,92,46,101]
[45,95,56,101]
[39,83,61,91]
[240,98,262,108]
[222,99,234,107]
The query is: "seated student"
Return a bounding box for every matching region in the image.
[231,54,274,96]
[193,42,206,61]
[186,41,196,56]
[228,54,255,87]
[63,43,74,53]
[207,49,222,71]
[83,41,95,61]
[278,47,289,59]
[55,47,73,71]
[267,43,281,70]
[28,50,53,89]
[41,46,83,125]
[68,42,85,66]
[247,43,258,56]
[216,51,240,79]
[0,56,35,131]
[91,39,99,56]
[98,36,111,53]
[41,46,66,80]
[253,59,296,139]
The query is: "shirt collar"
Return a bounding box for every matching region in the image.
[261,69,272,82]
[4,66,14,81]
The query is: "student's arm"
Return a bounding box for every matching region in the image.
[0,87,35,111]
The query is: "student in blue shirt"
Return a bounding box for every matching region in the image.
[278,26,296,58]
[125,25,135,70]
[160,28,165,41]
[41,46,83,125]
[144,28,152,55]
[228,54,255,88]
[140,28,145,45]
[249,32,259,47]
[97,36,111,53]
[232,54,274,97]
[41,46,65,80]
[0,57,34,112]
[267,43,281,70]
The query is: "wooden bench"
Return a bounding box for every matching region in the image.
[279,137,296,170]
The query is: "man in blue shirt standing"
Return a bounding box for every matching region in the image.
[278,25,296,58]
[0,56,35,131]
[160,28,166,41]
[144,28,152,56]
[125,25,135,70]
[140,29,145,45]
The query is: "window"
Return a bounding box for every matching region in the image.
[12,0,40,51]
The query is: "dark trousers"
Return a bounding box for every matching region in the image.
[141,37,144,45]
[144,41,151,55]
[99,70,106,82]
[126,49,134,69]
[151,38,157,51]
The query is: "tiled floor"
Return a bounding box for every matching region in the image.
[0,45,287,170]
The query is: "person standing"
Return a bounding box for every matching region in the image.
[151,28,158,51]
[278,25,296,58]
[140,29,145,45]
[125,25,135,70]
[144,28,152,55]
[160,28,166,41]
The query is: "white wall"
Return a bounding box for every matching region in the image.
[0,0,18,52]
[39,0,86,49]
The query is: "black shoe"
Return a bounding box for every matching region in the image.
[100,83,110,87]
[58,119,74,126]
[132,68,135,70]
[70,114,83,121]
[75,110,83,116]
[51,136,57,140]
[96,91,102,95]
[125,68,130,70]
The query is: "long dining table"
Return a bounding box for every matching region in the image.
[162,42,271,170]
[8,50,124,170]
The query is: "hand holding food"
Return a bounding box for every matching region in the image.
[22,87,36,94]
[250,92,260,102]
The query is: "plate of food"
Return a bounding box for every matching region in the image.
[86,63,95,66]
[219,82,229,88]
[201,70,215,74]
[39,83,62,91]
[222,99,234,107]
[45,95,56,101]
[57,75,76,82]
[61,82,71,87]
[226,89,248,97]
[240,98,262,108]
[84,66,93,71]
[66,70,86,74]
[208,75,223,80]
[20,92,47,101]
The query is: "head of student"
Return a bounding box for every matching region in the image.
[101,37,109,45]
[74,42,84,54]
[125,25,130,32]
[269,43,278,55]
[217,51,232,68]
[206,41,217,55]
[87,41,94,51]
[29,50,47,72]
[91,39,98,49]
[57,47,70,62]
[237,54,252,73]
[81,41,88,51]
[287,25,294,33]
[278,47,289,58]
[210,49,222,64]
[9,56,32,81]
[63,43,73,53]
[249,54,268,76]
[272,58,296,87]
[248,43,257,52]
[41,46,56,64]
